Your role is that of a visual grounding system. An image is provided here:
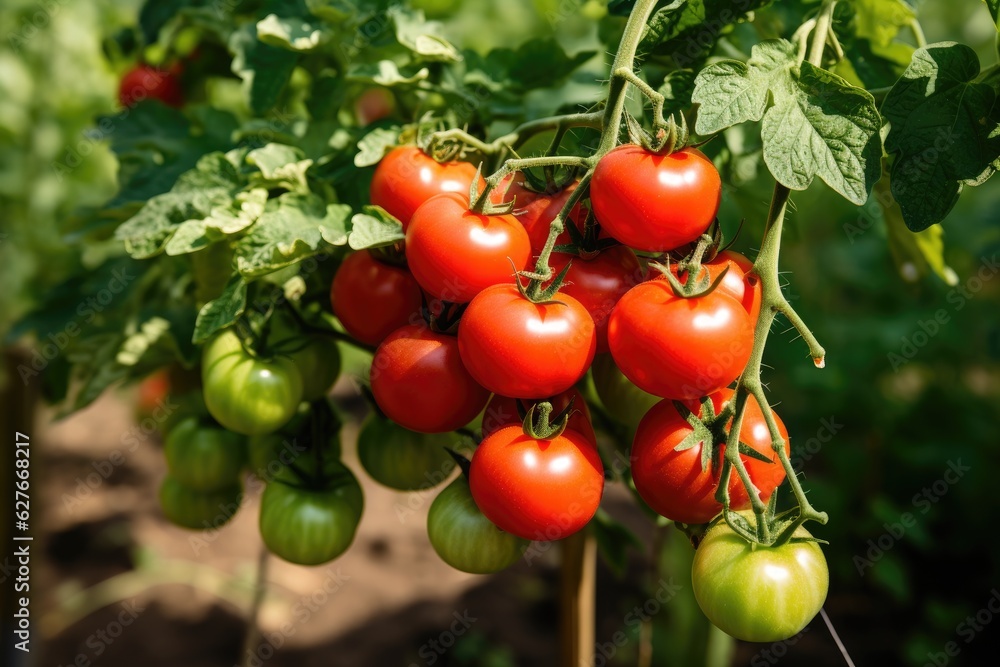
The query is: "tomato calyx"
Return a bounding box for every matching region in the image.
[649,233,732,299]
[419,298,467,335]
[625,111,690,155]
[715,506,830,551]
[514,258,574,303]
[521,400,573,440]
[671,398,772,477]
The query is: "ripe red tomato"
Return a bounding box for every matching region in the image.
[481,389,596,444]
[118,65,184,108]
[469,424,604,540]
[458,284,596,397]
[405,193,531,303]
[608,280,752,399]
[591,146,720,252]
[371,325,490,433]
[663,250,761,323]
[550,247,643,353]
[330,250,423,346]
[370,146,483,228]
[630,389,789,524]
[355,88,395,124]
[493,173,585,252]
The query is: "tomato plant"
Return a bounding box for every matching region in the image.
[370,324,489,433]
[469,424,604,541]
[630,389,789,525]
[201,330,304,436]
[692,514,829,642]
[608,280,753,400]
[405,193,531,303]
[591,146,720,252]
[427,475,529,574]
[330,249,423,347]
[663,250,762,324]
[481,389,596,444]
[494,174,585,252]
[259,463,363,566]
[270,316,341,400]
[159,475,242,531]
[458,284,596,397]
[370,146,483,228]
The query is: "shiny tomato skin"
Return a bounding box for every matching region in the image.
[371,325,490,434]
[608,281,752,400]
[119,65,184,108]
[692,515,829,642]
[370,146,483,228]
[405,193,531,303]
[330,250,423,346]
[458,284,596,397]
[663,250,762,324]
[469,425,604,541]
[550,247,643,353]
[630,389,789,524]
[591,146,720,252]
[481,389,596,444]
[164,417,247,492]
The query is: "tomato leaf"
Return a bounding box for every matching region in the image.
[248,144,314,193]
[348,207,405,250]
[658,69,697,119]
[463,39,595,94]
[193,275,247,344]
[390,6,462,63]
[882,43,1000,230]
[986,0,1000,30]
[234,193,350,277]
[355,127,403,168]
[257,14,329,52]
[641,0,770,65]
[589,509,642,578]
[348,61,430,87]
[230,25,300,114]
[878,179,959,285]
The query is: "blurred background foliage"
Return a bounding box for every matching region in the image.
[1,0,999,665]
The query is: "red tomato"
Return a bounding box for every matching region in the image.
[481,389,596,444]
[136,370,170,416]
[355,88,395,124]
[662,250,761,323]
[469,424,604,540]
[370,147,483,228]
[608,280,752,400]
[591,146,720,252]
[458,284,596,397]
[493,173,586,252]
[405,193,531,303]
[371,325,490,433]
[550,247,643,353]
[630,389,789,524]
[330,250,423,346]
[118,65,184,108]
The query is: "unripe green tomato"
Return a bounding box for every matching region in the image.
[357,416,456,491]
[428,476,528,574]
[691,514,829,642]
[201,329,303,436]
[270,316,341,400]
[165,417,247,491]
[159,474,243,531]
[591,353,659,430]
[259,467,363,566]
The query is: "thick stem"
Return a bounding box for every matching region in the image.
[807,0,837,66]
[559,531,596,667]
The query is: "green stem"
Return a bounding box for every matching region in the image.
[807,0,837,66]
[613,67,668,129]
[597,0,660,154]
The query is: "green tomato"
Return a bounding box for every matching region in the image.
[165,417,247,491]
[248,402,342,479]
[428,476,528,574]
[201,329,303,436]
[692,514,829,642]
[259,466,363,565]
[270,316,341,400]
[357,416,456,491]
[591,353,659,430]
[159,474,243,531]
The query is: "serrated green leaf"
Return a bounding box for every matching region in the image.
[247,144,313,192]
[193,275,247,344]
[883,43,1000,230]
[355,127,401,167]
[693,40,797,135]
[348,60,430,86]
[257,14,328,51]
[881,179,959,285]
[349,207,405,250]
[640,0,700,51]
[390,6,462,62]
[645,0,771,66]
[164,189,268,256]
[762,62,882,205]
[235,194,350,277]
[230,25,300,114]
[658,69,696,117]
